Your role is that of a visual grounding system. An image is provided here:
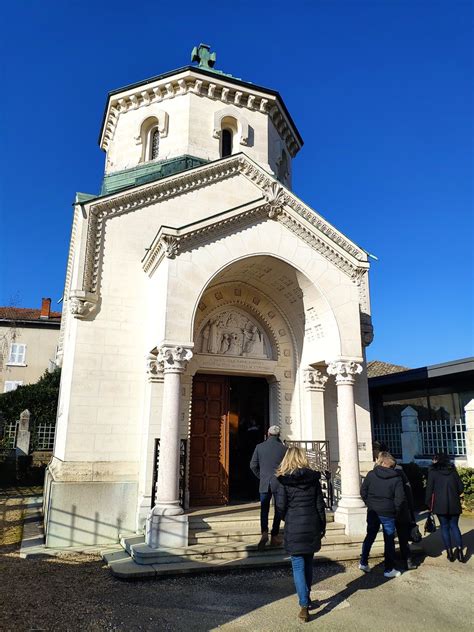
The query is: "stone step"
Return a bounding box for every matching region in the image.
[188,520,344,544]
[104,544,385,580]
[188,510,335,528]
[122,532,384,565]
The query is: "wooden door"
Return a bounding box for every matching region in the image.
[189,375,229,506]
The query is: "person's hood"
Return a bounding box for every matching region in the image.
[277,468,321,487]
[374,465,401,480]
[432,461,456,475]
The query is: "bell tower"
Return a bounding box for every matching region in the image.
[99,45,303,195]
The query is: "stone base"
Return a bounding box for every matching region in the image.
[136,494,153,532]
[44,478,138,548]
[145,513,189,549]
[334,505,367,536]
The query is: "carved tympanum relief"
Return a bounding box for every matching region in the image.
[197,309,271,358]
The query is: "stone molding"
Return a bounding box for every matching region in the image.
[78,154,369,313]
[303,368,328,391]
[327,360,363,385]
[100,69,301,157]
[157,344,193,374]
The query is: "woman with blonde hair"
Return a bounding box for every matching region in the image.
[271,447,326,623]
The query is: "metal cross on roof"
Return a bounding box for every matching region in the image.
[191,43,217,70]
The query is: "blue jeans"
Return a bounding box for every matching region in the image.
[361,510,396,572]
[290,554,314,607]
[260,490,281,535]
[437,514,463,550]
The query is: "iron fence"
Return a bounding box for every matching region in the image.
[151,438,187,508]
[34,423,56,450]
[372,422,402,457]
[285,440,334,509]
[418,418,466,457]
[3,422,18,448]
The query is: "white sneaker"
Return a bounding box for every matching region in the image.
[383,569,401,578]
[358,563,371,573]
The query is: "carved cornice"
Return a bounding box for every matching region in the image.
[100,70,301,157]
[79,154,369,311]
[327,360,363,385]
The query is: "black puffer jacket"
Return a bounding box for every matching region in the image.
[425,462,464,515]
[272,468,326,555]
[360,466,406,518]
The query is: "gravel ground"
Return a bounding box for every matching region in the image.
[1,487,473,632]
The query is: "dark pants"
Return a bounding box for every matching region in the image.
[290,554,314,607]
[361,510,396,572]
[396,520,411,561]
[437,514,463,550]
[260,489,281,535]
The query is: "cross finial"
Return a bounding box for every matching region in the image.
[191,43,216,70]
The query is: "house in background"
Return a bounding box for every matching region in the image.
[0,298,62,393]
[368,357,474,466]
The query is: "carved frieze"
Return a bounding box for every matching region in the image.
[198,309,270,359]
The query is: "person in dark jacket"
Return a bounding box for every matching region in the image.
[373,443,417,570]
[425,453,465,562]
[360,452,406,578]
[250,425,287,549]
[272,447,326,623]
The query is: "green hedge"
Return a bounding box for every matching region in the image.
[0,368,60,427]
[458,467,474,512]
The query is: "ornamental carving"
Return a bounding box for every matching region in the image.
[69,291,97,319]
[146,352,164,381]
[303,368,328,391]
[198,309,270,359]
[263,182,286,219]
[157,345,193,373]
[327,360,363,384]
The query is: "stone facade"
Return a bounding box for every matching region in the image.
[44,56,375,547]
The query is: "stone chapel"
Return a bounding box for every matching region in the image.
[44,45,375,549]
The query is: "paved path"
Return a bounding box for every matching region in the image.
[1,489,473,631]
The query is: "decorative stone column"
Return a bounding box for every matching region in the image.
[327,360,366,535]
[303,368,328,441]
[465,399,474,467]
[401,406,421,463]
[146,343,193,549]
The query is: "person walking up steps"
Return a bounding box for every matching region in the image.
[359,452,406,578]
[425,452,465,562]
[272,447,326,623]
[250,425,287,550]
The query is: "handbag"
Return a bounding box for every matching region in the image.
[410,524,422,543]
[424,513,436,534]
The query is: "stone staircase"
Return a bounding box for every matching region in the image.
[103,503,384,579]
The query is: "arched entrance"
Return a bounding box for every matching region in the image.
[186,254,339,506]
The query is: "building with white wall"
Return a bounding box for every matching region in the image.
[45,46,375,548]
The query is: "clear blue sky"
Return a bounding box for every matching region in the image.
[1,0,472,368]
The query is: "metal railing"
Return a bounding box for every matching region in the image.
[151,438,187,508]
[418,418,466,457]
[285,440,334,509]
[372,422,402,457]
[34,423,56,450]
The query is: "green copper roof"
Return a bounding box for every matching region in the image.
[100,155,209,196]
[75,192,96,203]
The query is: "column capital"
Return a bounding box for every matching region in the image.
[146,352,164,382]
[158,343,193,374]
[303,368,328,391]
[327,360,363,385]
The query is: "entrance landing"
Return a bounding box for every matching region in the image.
[103,504,385,579]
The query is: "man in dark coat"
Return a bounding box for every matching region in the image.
[359,452,406,578]
[250,425,287,549]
